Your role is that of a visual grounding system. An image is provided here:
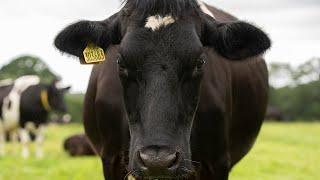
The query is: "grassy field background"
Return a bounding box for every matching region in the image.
[0,122,319,180]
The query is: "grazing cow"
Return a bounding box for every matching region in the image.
[63,134,96,156]
[265,106,284,121]
[55,0,271,179]
[0,75,70,158]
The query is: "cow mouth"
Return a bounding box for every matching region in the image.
[126,167,196,180]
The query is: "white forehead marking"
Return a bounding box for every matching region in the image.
[197,0,215,18]
[145,15,176,31]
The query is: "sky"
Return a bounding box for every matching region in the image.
[0,0,319,92]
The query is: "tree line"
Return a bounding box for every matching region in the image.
[268,58,320,121]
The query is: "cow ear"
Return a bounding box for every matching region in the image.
[202,18,271,60]
[54,13,121,59]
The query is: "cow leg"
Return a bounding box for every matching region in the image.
[9,129,18,154]
[19,128,30,158]
[35,125,45,158]
[0,121,5,156]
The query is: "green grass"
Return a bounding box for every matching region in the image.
[230,122,320,180]
[0,122,319,180]
[0,124,103,180]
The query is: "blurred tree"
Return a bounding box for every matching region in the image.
[269,58,320,121]
[293,57,320,84]
[269,58,320,87]
[0,55,59,83]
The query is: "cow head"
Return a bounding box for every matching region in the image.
[55,0,270,179]
[47,79,71,113]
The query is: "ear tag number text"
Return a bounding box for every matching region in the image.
[82,44,106,64]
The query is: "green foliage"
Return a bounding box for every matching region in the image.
[0,55,58,83]
[269,58,320,120]
[65,93,85,123]
[269,81,320,120]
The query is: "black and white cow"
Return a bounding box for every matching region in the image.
[0,75,70,158]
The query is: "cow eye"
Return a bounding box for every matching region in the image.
[192,57,205,78]
[117,55,128,77]
[196,58,206,69]
[117,54,124,66]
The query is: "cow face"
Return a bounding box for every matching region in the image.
[117,19,204,178]
[47,80,71,113]
[55,3,270,179]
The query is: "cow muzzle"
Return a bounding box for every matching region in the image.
[136,146,180,177]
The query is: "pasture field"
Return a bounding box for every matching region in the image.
[0,122,319,180]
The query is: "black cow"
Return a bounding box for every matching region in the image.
[64,134,96,156]
[55,0,270,179]
[265,106,284,121]
[0,75,70,158]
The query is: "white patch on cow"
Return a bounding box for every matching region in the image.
[0,79,13,87]
[19,128,30,159]
[0,121,5,156]
[2,75,40,131]
[145,15,176,31]
[25,122,36,133]
[55,81,64,89]
[35,125,45,159]
[197,0,215,18]
[62,114,72,123]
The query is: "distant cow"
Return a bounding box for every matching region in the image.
[55,0,271,179]
[64,134,96,156]
[0,75,70,158]
[265,106,284,121]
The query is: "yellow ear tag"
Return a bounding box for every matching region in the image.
[128,175,136,180]
[82,43,106,64]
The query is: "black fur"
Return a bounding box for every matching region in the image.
[54,14,121,59]
[55,1,271,179]
[54,21,111,58]
[202,18,271,60]
[122,0,199,17]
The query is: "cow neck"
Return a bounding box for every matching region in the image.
[40,90,52,112]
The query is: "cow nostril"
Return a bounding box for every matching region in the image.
[138,150,178,169]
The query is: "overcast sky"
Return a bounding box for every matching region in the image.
[1,0,319,92]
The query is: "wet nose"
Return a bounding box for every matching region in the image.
[138,146,179,170]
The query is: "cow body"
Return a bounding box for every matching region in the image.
[55,0,270,179]
[0,75,70,158]
[85,8,267,180]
